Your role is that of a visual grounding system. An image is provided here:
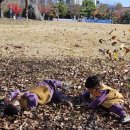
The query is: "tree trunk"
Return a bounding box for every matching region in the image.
[25,0,28,19]
[0,3,1,18]
[0,0,4,18]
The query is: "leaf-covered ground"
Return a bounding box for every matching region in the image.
[0,19,130,129]
[0,56,130,129]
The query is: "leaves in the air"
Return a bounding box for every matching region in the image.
[123,30,126,35]
[112,41,117,46]
[99,39,106,44]
[13,45,22,49]
[99,39,103,43]
[124,47,130,54]
[98,49,105,55]
[106,50,112,60]
[111,36,116,40]
[113,49,118,61]
[109,29,114,35]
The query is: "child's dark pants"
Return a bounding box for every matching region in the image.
[109,104,126,118]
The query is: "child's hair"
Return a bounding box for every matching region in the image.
[4,104,20,116]
[85,75,100,88]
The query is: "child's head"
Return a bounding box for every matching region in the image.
[20,92,38,110]
[4,104,20,116]
[85,75,100,89]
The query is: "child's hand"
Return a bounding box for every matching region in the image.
[62,82,72,91]
[75,102,89,108]
[12,100,20,106]
[15,93,22,100]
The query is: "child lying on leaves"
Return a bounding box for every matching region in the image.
[3,79,73,116]
[77,75,130,124]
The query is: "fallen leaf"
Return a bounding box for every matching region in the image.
[106,50,112,60]
[99,49,106,55]
[13,45,22,49]
[99,39,106,44]
[109,29,114,35]
[113,50,118,61]
[124,47,130,54]
[112,42,117,46]
[111,36,116,40]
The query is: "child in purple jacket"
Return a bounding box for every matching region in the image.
[79,75,130,124]
[3,79,72,116]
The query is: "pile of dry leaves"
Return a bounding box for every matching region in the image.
[0,55,130,130]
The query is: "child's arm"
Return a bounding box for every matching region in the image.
[4,89,21,104]
[73,91,90,108]
[44,79,62,88]
[39,79,70,90]
[88,90,108,109]
[38,79,62,88]
[81,91,90,99]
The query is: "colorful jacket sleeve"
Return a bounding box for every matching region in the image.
[4,89,21,104]
[81,91,90,99]
[38,79,63,88]
[88,90,108,109]
[10,89,21,101]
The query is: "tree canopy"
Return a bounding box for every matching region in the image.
[56,1,67,18]
[80,0,96,18]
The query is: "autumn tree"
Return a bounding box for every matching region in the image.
[56,0,67,18]
[121,10,130,24]
[112,9,124,23]
[111,3,124,23]
[80,0,96,18]
[67,4,80,19]
[114,2,123,10]
[38,3,55,20]
[94,4,111,19]
[8,3,23,18]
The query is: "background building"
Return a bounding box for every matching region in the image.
[5,0,99,7]
[92,0,100,5]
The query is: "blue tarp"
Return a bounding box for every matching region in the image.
[82,18,112,24]
[53,18,112,24]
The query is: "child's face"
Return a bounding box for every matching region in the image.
[20,97,28,110]
[87,88,98,92]
[87,84,100,92]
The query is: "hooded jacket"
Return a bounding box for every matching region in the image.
[90,84,124,108]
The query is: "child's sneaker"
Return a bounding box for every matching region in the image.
[121,115,130,124]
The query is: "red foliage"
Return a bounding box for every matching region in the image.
[38,5,53,14]
[112,9,126,21]
[7,3,23,15]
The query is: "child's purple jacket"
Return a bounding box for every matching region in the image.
[81,90,108,108]
[8,79,63,103]
[38,79,63,99]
